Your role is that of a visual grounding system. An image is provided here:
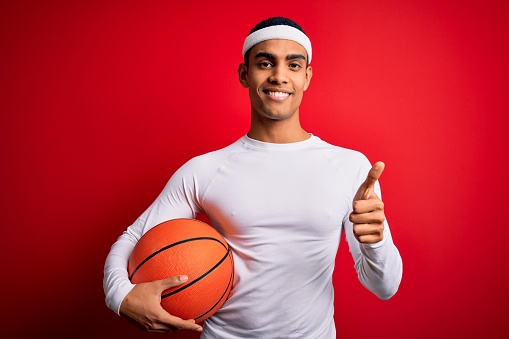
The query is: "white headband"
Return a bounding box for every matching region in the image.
[242,25,312,64]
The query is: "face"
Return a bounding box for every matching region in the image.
[238,39,312,121]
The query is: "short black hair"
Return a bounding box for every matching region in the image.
[243,17,308,67]
[248,17,306,35]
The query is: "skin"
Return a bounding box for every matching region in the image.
[238,39,312,143]
[350,161,386,244]
[118,38,386,333]
[119,275,203,332]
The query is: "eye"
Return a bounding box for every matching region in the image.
[259,61,273,69]
[289,63,302,70]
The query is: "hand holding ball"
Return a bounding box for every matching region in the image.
[128,218,234,323]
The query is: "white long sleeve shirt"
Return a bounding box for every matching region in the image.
[104,134,403,338]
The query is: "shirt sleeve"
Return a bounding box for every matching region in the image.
[342,161,403,300]
[103,158,205,314]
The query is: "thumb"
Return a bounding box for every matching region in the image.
[356,161,385,201]
[157,275,188,292]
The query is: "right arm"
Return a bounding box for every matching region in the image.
[103,159,206,332]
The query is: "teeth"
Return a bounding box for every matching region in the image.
[267,91,290,98]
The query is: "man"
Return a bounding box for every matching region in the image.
[104,17,403,338]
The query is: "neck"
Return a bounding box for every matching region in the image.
[247,111,310,144]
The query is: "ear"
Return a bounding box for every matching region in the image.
[303,66,313,91]
[238,63,249,88]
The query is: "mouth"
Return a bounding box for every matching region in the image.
[262,90,291,101]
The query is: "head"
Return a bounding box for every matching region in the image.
[238,17,313,122]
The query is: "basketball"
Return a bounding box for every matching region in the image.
[128,218,234,323]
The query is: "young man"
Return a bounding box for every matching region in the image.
[104,17,403,338]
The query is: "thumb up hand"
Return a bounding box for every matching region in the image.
[349,162,386,244]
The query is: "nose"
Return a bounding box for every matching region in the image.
[268,64,288,84]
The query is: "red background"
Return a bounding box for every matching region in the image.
[1,1,508,338]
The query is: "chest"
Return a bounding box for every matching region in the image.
[201,151,353,240]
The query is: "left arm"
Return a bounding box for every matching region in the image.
[345,162,403,299]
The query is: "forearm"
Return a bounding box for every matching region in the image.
[355,227,403,300]
[103,230,138,314]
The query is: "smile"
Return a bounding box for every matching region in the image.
[263,90,291,100]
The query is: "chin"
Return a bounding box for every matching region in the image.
[261,111,294,121]
[258,106,296,120]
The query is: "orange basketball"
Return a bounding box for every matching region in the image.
[128,218,234,323]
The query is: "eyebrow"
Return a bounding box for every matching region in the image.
[254,52,307,62]
[286,54,306,62]
[255,52,276,60]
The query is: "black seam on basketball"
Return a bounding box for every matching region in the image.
[129,237,228,281]
[193,251,235,321]
[161,245,232,299]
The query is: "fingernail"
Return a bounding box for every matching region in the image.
[179,275,188,282]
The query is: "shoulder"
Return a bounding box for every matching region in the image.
[313,137,371,168]
[174,137,246,178]
[186,138,244,167]
[310,137,373,188]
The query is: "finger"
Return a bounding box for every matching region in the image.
[356,162,385,201]
[353,223,384,236]
[178,319,203,332]
[146,320,202,333]
[148,276,203,332]
[120,309,202,333]
[157,275,189,292]
[351,194,384,214]
[363,161,385,192]
[355,234,384,244]
[349,209,385,224]
[159,314,203,332]
[352,224,384,244]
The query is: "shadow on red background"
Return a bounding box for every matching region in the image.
[1,1,508,338]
